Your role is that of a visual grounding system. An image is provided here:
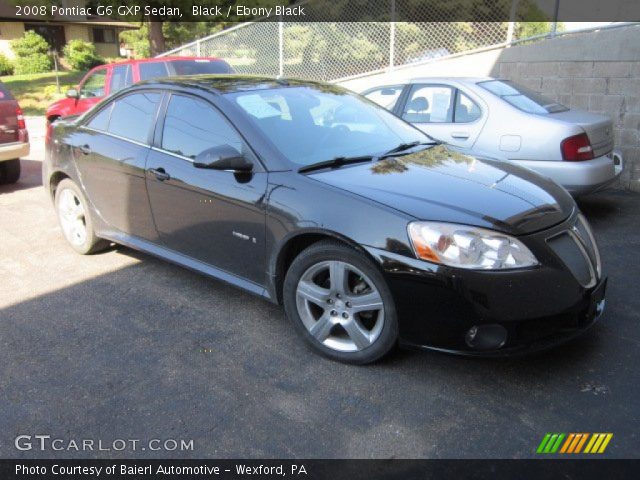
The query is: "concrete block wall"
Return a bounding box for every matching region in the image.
[340,25,640,192]
[490,27,640,192]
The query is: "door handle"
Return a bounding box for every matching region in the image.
[78,144,91,155]
[451,132,470,140]
[149,167,170,181]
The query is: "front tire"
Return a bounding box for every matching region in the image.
[0,159,21,184]
[283,240,398,364]
[54,179,109,254]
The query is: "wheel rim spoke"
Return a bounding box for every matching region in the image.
[58,189,87,246]
[329,261,348,295]
[297,280,329,306]
[73,220,86,242]
[72,200,84,219]
[309,313,334,342]
[349,291,383,313]
[342,318,372,350]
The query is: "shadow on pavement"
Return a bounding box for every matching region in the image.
[0,159,43,195]
[2,188,640,459]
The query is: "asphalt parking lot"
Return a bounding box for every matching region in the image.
[1,118,640,459]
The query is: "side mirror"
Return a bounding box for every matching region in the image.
[381,88,397,95]
[193,145,253,172]
[66,88,79,99]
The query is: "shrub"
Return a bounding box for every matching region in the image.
[13,53,53,75]
[43,84,61,97]
[0,53,14,75]
[11,31,53,74]
[11,30,49,56]
[63,39,103,71]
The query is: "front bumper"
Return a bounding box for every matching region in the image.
[364,216,606,356]
[0,141,29,162]
[513,151,623,196]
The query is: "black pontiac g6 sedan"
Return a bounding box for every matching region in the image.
[43,75,606,364]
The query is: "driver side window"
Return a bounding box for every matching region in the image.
[80,69,107,98]
[161,94,245,160]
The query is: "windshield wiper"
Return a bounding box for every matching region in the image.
[298,141,438,173]
[298,155,373,174]
[379,141,437,160]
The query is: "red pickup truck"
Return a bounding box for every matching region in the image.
[46,56,233,123]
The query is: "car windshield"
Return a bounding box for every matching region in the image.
[226,85,430,167]
[478,79,568,114]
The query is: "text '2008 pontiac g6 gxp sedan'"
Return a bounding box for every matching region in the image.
[43,75,606,364]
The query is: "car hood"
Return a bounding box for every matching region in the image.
[45,97,69,115]
[308,145,575,235]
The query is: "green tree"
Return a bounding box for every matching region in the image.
[120,23,151,58]
[88,1,295,56]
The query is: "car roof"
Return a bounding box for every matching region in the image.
[135,74,338,94]
[408,76,495,84]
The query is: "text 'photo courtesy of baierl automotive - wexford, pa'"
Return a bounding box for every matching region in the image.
[1,0,640,479]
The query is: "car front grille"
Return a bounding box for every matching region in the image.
[546,215,601,288]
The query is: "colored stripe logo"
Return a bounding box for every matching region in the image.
[537,433,613,454]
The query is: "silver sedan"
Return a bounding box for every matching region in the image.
[362,77,623,196]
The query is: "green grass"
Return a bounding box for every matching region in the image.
[0,70,85,116]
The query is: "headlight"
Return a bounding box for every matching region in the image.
[407,221,539,270]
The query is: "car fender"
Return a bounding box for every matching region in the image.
[46,98,78,120]
[264,172,417,302]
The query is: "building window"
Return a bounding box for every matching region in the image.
[92,27,116,44]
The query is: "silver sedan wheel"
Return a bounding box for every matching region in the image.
[295,260,385,352]
[57,188,87,247]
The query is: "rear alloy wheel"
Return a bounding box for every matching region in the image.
[0,159,21,184]
[55,179,109,255]
[284,241,398,364]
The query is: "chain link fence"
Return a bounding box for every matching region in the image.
[160,0,559,82]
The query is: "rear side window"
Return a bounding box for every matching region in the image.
[108,92,161,144]
[0,82,15,100]
[109,64,133,94]
[478,80,568,114]
[161,94,243,159]
[167,59,233,75]
[454,91,481,123]
[402,85,454,123]
[139,61,169,81]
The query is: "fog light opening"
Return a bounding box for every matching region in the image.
[465,324,508,351]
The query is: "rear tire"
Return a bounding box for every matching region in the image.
[54,179,109,255]
[0,159,21,184]
[283,240,398,364]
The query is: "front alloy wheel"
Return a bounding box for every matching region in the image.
[296,260,384,352]
[284,241,398,364]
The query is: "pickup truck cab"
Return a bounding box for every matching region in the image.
[46,56,234,123]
